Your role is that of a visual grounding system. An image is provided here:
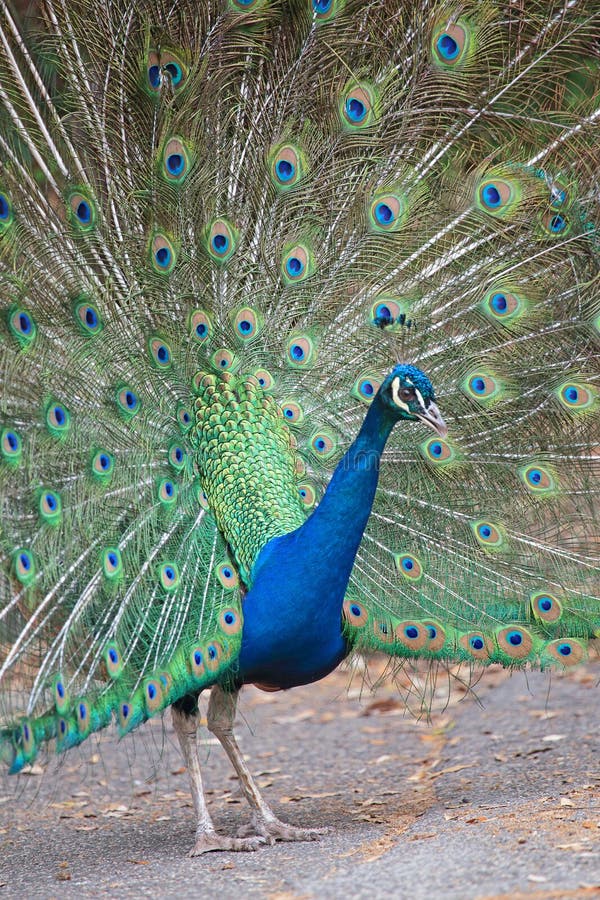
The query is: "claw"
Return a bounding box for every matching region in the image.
[188,832,266,855]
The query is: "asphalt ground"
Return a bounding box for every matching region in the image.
[1,658,599,899]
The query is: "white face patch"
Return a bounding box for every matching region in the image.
[391,376,410,413]
[414,388,425,409]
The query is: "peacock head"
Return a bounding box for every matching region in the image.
[380,364,447,436]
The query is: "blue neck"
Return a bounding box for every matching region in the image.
[237,396,397,689]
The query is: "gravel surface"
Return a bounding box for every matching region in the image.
[1,660,599,899]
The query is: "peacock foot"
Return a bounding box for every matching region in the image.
[188,831,266,856]
[237,814,328,845]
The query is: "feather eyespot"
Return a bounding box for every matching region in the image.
[556,381,595,412]
[102,547,123,580]
[298,482,317,508]
[423,620,447,652]
[0,191,13,227]
[53,675,69,713]
[148,337,172,369]
[286,334,315,368]
[14,548,35,585]
[481,288,525,325]
[219,608,243,635]
[460,632,493,660]
[352,373,381,404]
[543,639,586,667]
[269,143,306,189]
[74,299,103,335]
[280,400,304,424]
[395,621,429,651]
[519,463,556,494]
[531,591,562,624]
[420,436,455,466]
[476,177,521,218]
[168,444,186,471]
[39,489,62,525]
[496,626,533,660]
[373,620,394,644]
[159,563,179,590]
[282,244,313,284]
[91,450,115,482]
[104,643,123,677]
[431,21,471,68]
[67,191,96,230]
[233,307,262,342]
[190,647,205,678]
[368,193,408,233]
[116,386,141,418]
[471,519,506,551]
[310,430,336,459]
[342,599,369,627]
[1,427,22,464]
[462,371,501,404]
[254,369,274,391]
[206,219,237,263]
[394,553,423,581]
[150,234,177,273]
[162,138,191,184]
[210,348,238,372]
[158,478,178,505]
[177,403,193,431]
[206,641,223,672]
[190,310,212,343]
[8,306,37,347]
[45,401,71,437]
[341,83,376,129]
[217,563,239,589]
[144,679,164,713]
[541,210,570,236]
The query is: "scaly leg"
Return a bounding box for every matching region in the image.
[207,684,326,844]
[171,705,265,855]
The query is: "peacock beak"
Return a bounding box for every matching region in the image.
[416,401,448,438]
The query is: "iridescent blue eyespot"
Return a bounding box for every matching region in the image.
[194,650,202,665]
[56,681,65,698]
[481,184,501,208]
[166,154,184,176]
[375,203,394,225]
[405,625,419,640]
[156,246,172,268]
[291,343,305,360]
[148,65,161,88]
[491,293,507,313]
[507,630,522,646]
[313,0,332,11]
[286,256,304,277]
[346,97,366,122]
[276,160,294,182]
[208,646,217,660]
[109,648,118,664]
[549,214,566,233]
[212,233,228,253]
[470,636,484,650]
[76,200,91,224]
[164,62,183,85]
[557,643,571,656]
[148,683,156,700]
[436,33,459,60]
[0,194,10,220]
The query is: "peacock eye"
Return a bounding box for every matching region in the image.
[400,388,415,400]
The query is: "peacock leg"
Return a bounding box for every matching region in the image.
[207,684,326,844]
[171,705,265,855]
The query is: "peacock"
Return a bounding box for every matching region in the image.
[0,0,599,856]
